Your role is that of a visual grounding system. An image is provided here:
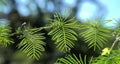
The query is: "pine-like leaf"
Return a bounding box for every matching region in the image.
[0,26,13,47]
[55,54,91,64]
[48,13,79,52]
[17,26,45,60]
[79,21,111,50]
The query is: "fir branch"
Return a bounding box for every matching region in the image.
[17,25,46,60]
[79,21,111,50]
[48,13,79,52]
[0,26,13,47]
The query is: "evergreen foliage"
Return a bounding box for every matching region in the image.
[55,54,92,64]
[48,13,79,52]
[17,25,46,60]
[0,25,13,47]
[1,12,120,63]
[79,20,111,50]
